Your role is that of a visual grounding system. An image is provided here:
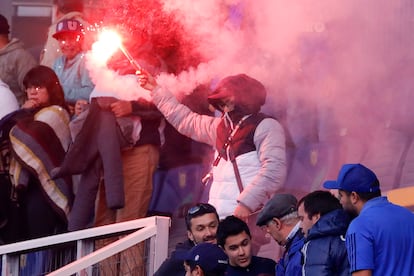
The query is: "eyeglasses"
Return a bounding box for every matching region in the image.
[187,203,216,216]
[26,85,46,92]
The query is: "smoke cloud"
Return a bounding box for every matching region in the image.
[86,0,414,193]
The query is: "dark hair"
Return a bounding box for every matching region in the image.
[185,203,219,231]
[216,215,251,247]
[341,180,381,201]
[0,14,10,35]
[298,190,342,220]
[23,65,66,108]
[54,0,84,14]
[185,262,225,276]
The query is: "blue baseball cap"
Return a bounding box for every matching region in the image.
[323,163,380,193]
[184,243,228,274]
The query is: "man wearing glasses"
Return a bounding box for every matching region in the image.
[154,203,220,276]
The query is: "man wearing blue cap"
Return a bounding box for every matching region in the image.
[324,163,414,276]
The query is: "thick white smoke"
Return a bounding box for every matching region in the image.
[86,0,414,192]
[160,0,414,192]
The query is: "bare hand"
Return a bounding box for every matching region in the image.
[110,100,132,118]
[21,99,39,109]
[74,99,88,116]
[233,203,252,222]
[135,69,157,91]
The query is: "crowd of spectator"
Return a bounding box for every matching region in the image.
[1,1,414,275]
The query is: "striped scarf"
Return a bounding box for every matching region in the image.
[9,105,73,221]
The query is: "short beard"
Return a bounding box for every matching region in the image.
[345,208,358,220]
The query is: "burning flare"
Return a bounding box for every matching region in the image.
[91,28,141,70]
[91,29,122,66]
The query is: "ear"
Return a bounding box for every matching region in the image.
[350,191,359,204]
[311,213,321,224]
[194,265,203,275]
[187,230,195,243]
[273,218,282,230]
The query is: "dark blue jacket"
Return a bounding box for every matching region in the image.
[276,228,305,276]
[302,209,350,276]
[226,255,276,275]
[154,239,193,276]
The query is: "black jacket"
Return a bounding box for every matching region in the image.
[154,239,194,276]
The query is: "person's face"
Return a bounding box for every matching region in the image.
[187,213,218,244]
[57,33,83,60]
[220,97,235,113]
[26,85,50,106]
[262,218,284,245]
[298,203,319,238]
[211,96,235,114]
[222,231,252,268]
[338,190,358,217]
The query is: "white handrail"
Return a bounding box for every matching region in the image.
[0,216,171,275]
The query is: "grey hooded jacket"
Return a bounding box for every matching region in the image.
[0,38,37,105]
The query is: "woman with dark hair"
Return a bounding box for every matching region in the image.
[22,65,66,110]
[0,65,73,243]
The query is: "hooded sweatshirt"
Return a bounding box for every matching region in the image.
[0,38,37,105]
[151,74,287,218]
[0,79,19,119]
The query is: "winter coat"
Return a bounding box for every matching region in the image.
[151,86,287,218]
[302,209,350,276]
[154,239,194,276]
[276,229,304,276]
[0,80,19,120]
[0,38,37,105]
[226,255,276,275]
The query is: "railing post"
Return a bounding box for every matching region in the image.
[76,239,94,276]
[2,254,19,276]
[148,216,170,275]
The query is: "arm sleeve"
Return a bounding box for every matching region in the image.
[237,118,287,211]
[346,222,375,273]
[151,86,219,146]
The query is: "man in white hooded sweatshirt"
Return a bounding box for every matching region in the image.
[137,71,287,223]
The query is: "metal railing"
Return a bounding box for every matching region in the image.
[0,216,170,276]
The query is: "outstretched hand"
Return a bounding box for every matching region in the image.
[136,69,157,91]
